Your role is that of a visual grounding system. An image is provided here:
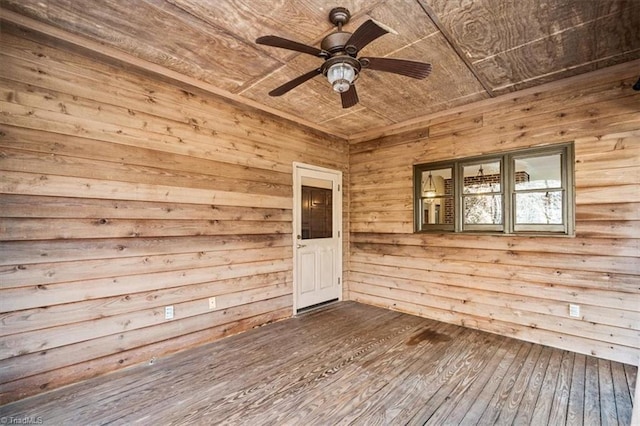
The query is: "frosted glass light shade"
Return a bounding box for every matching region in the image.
[327,63,355,93]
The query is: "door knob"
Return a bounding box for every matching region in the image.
[297,244,306,249]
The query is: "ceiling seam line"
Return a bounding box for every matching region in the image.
[492,50,640,92]
[383,32,440,58]
[472,12,626,65]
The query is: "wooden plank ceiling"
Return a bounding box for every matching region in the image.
[1,0,639,138]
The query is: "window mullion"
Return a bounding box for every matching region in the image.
[455,162,462,232]
[504,154,512,234]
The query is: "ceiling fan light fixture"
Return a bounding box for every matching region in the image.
[327,63,355,93]
[256,7,431,107]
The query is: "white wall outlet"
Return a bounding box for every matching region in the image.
[208,297,217,310]
[569,304,580,318]
[164,305,174,320]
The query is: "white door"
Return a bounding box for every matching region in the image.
[293,163,342,311]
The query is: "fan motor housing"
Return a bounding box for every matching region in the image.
[321,31,352,55]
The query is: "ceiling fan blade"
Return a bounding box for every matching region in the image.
[361,57,432,79]
[256,35,327,58]
[345,19,390,52]
[340,85,359,108]
[269,68,322,96]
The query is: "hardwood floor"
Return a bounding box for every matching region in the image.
[0,301,636,425]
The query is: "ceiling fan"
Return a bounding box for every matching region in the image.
[256,7,432,108]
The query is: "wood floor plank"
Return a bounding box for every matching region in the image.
[0,301,635,425]
[358,328,479,423]
[456,340,527,425]
[197,315,428,425]
[422,338,513,425]
[399,332,505,424]
[250,322,461,425]
[474,342,536,425]
[611,360,633,426]
[328,322,468,425]
[566,353,586,426]
[584,355,603,425]
[623,363,637,405]
[491,343,544,425]
[599,359,620,426]
[511,345,555,425]
[137,308,414,424]
[519,347,564,425]
[358,327,497,424]
[548,351,575,425]
[116,304,401,424]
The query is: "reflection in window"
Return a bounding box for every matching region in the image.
[515,154,561,190]
[301,185,332,239]
[420,167,453,226]
[462,161,502,227]
[515,192,563,224]
[514,154,564,228]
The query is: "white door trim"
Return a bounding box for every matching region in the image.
[292,162,343,314]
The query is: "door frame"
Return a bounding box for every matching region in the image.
[292,162,343,313]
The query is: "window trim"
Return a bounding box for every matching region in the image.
[413,143,575,236]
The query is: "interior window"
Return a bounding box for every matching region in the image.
[413,143,573,235]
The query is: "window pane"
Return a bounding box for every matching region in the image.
[423,197,454,225]
[515,191,563,224]
[463,195,502,224]
[463,161,501,194]
[421,168,454,225]
[421,168,452,197]
[515,154,561,190]
[301,185,332,239]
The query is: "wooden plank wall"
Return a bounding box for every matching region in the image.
[0,26,349,403]
[349,60,640,366]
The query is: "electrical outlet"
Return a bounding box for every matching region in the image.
[569,304,580,318]
[208,297,217,310]
[165,305,174,320]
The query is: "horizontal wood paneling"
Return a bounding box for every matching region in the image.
[0,27,348,403]
[349,63,640,365]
